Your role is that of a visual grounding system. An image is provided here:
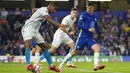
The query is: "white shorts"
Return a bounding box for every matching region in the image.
[52,30,73,48]
[21,28,45,44]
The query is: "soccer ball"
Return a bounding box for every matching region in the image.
[33,64,42,73]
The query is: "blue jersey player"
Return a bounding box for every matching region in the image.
[59,2,105,71]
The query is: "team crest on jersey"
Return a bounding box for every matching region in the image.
[95,18,97,21]
[79,15,83,19]
[90,21,95,28]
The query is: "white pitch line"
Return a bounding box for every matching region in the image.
[63,68,124,73]
[40,67,124,73]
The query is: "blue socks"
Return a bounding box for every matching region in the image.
[43,50,53,66]
[25,48,30,65]
[39,54,45,61]
[40,49,73,65]
[67,49,72,63]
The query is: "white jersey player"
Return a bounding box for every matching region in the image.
[22,7,48,43]
[21,2,63,72]
[52,15,76,48]
[39,8,78,69]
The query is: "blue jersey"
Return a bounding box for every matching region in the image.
[77,12,101,39]
[75,12,101,50]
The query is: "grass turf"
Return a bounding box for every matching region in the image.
[0,62,130,73]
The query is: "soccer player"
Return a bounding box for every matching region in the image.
[21,2,63,72]
[38,8,78,68]
[59,2,105,71]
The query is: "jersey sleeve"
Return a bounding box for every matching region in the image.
[61,18,69,25]
[78,14,89,31]
[39,7,49,16]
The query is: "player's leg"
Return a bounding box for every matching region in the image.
[37,43,60,72]
[24,40,34,70]
[39,52,45,61]
[67,42,77,68]
[33,33,50,66]
[59,48,77,72]
[90,40,105,71]
[59,38,85,71]
[38,43,53,65]
[45,36,62,72]
[39,45,58,62]
[47,45,61,71]
[67,49,73,65]
[31,44,45,63]
[39,33,62,61]
[31,47,36,55]
[31,40,37,55]
[35,33,60,72]
[21,29,33,70]
[41,33,62,65]
[33,45,41,66]
[66,39,77,68]
[31,44,43,61]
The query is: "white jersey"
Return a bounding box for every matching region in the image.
[52,15,76,48]
[22,7,49,31]
[55,15,76,35]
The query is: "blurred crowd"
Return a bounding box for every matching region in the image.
[0,8,130,56]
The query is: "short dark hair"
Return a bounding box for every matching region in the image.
[71,7,78,11]
[49,2,58,7]
[88,2,94,6]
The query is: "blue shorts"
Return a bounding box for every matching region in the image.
[32,40,36,47]
[75,38,97,51]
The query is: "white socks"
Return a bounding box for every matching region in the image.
[30,51,32,56]
[34,53,40,66]
[94,52,99,68]
[59,53,72,70]
[63,53,72,64]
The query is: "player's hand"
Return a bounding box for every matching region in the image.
[68,31,75,35]
[60,26,69,34]
[101,34,107,40]
[89,28,95,32]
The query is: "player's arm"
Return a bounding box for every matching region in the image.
[78,14,89,31]
[95,21,101,35]
[32,8,39,14]
[88,25,100,34]
[69,23,76,35]
[60,25,69,34]
[44,15,64,27]
[59,18,70,34]
[61,23,76,35]
[88,18,101,33]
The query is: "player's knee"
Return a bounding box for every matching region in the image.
[50,45,57,54]
[68,42,74,49]
[25,43,31,48]
[72,49,76,56]
[25,40,32,48]
[37,43,49,52]
[50,49,55,54]
[94,48,100,52]
[70,45,74,49]
[92,44,101,52]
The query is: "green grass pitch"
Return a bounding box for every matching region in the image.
[0,62,130,73]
